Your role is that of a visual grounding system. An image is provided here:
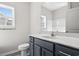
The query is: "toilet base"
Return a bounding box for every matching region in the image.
[21,50,27,56]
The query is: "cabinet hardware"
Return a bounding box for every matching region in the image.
[58,51,71,56]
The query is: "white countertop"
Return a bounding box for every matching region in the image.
[30,34,79,50]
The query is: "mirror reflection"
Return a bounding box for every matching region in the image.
[41,2,68,32]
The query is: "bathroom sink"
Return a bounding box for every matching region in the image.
[42,36,55,39]
[42,35,66,39]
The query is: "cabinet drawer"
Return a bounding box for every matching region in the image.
[55,44,79,56]
[34,38,53,51]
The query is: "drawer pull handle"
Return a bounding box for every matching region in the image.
[58,51,71,56]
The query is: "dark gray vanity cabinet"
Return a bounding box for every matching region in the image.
[29,36,54,56]
[29,36,79,56]
[30,43,33,56]
[55,44,79,56]
[33,43,53,56]
[34,38,54,56]
[42,48,53,56]
[55,44,71,56]
[29,36,41,56]
[34,44,41,56]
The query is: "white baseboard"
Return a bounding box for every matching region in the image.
[0,49,20,56]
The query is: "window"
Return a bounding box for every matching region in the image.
[0,4,15,30]
[41,15,47,31]
[52,18,66,32]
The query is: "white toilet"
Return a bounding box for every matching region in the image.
[18,43,29,56]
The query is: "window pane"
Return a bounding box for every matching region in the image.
[41,16,47,31]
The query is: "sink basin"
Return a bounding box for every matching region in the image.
[42,36,55,39]
[42,35,66,39]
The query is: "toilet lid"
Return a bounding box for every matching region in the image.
[18,43,29,50]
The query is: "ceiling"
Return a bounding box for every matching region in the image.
[42,2,68,11]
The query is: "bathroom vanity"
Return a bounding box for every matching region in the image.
[29,34,79,56]
[29,2,79,56]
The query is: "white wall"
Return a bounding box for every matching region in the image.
[30,2,41,34]
[0,2,30,55]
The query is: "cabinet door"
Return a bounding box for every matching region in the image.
[34,44,41,56]
[42,48,53,56]
[30,43,33,56]
[55,44,79,56]
[55,50,70,56]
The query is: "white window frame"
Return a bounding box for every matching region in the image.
[41,15,47,31]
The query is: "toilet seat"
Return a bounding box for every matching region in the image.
[18,43,29,56]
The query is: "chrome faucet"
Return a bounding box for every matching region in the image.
[51,31,54,36]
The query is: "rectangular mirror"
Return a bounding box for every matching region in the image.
[41,2,79,33]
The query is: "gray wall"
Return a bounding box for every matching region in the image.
[0,2,30,55]
[70,2,79,8]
